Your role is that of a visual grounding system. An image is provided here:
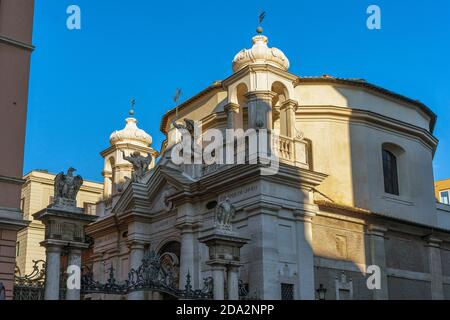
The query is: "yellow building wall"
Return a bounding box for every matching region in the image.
[435,179,450,203]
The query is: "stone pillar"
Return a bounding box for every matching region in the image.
[44,245,62,300]
[225,103,241,129]
[199,229,249,300]
[294,211,315,300]
[178,223,196,289]
[245,91,276,130]
[128,241,146,300]
[369,225,389,300]
[246,205,279,299]
[66,248,82,300]
[280,100,298,138]
[211,265,225,300]
[227,265,239,300]
[426,236,444,300]
[33,198,97,301]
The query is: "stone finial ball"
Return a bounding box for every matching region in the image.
[256,26,263,34]
[129,109,135,116]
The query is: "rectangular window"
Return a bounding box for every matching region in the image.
[16,242,20,257]
[280,283,294,300]
[383,149,399,195]
[440,191,450,205]
[20,197,25,211]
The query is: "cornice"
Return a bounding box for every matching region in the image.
[100,143,158,158]
[294,77,436,133]
[0,35,35,51]
[297,105,438,153]
[0,175,25,185]
[222,64,298,87]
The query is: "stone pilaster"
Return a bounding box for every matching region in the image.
[246,204,280,299]
[426,236,444,300]
[127,240,146,300]
[66,248,82,300]
[294,210,315,300]
[245,91,276,130]
[224,103,241,130]
[44,245,62,300]
[176,220,197,289]
[368,224,389,300]
[280,99,298,138]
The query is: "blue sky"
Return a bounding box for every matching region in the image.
[25,0,450,182]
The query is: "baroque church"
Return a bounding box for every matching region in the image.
[84,28,450,300]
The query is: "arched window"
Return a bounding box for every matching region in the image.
[382,148,399,195]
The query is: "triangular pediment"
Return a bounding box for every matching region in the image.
[112,164,195,215]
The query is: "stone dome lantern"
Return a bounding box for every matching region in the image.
[109,110,153,148]
[232,29,290,73]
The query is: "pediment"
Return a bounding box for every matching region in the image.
[112,164,195,215]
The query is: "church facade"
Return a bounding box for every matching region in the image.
[85,29,450,300]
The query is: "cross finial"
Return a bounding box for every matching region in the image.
[173,88,182,120]
[257,11,266,34]
[129,98,136,116]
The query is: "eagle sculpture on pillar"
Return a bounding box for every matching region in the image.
[53,167,83,206]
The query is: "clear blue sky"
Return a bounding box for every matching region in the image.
[24,0,450,182]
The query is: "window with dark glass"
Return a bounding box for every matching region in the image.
[382,149,399,195]
[440,191,450,205]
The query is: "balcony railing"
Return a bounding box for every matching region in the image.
[199,134,311,177]
[276,135,310,169]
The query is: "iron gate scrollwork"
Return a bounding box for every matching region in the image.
[13,260,46,300]
[81,250,213,299]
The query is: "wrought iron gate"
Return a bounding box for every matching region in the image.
[81,250,213,300]
[13,260,46,300]
[13,251,251,300]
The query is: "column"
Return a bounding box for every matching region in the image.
[245,91,276,130]
[369,225,389,300]
[426,236,444,300]
[295,211,315,300]
[227,265,239,300]
[211,265,225,300]
[65,248,82,300]
[224,103,241,129]
[128,241,145,300]
[179,224,196,289]
[44,245,62,300]
[280,100,298,138]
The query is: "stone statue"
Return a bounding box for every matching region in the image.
[172,118,202,159]
[214,197,236,231]
[172,118,195,136]
[53,168,83,207]
[162,190,174,212]
[122,151,152,182]
[202,277,214,295]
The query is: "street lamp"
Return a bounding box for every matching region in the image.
[316,284,327,300]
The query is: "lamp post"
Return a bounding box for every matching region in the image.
[316,284,327,300]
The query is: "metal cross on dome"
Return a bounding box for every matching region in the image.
[257,11,266,34]
[129,98,136,116]
[174,88,182,120]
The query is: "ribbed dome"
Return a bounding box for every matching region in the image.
[232,34,290,73]
[109,117,152,147]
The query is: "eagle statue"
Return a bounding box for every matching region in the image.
[54,167,83,202]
